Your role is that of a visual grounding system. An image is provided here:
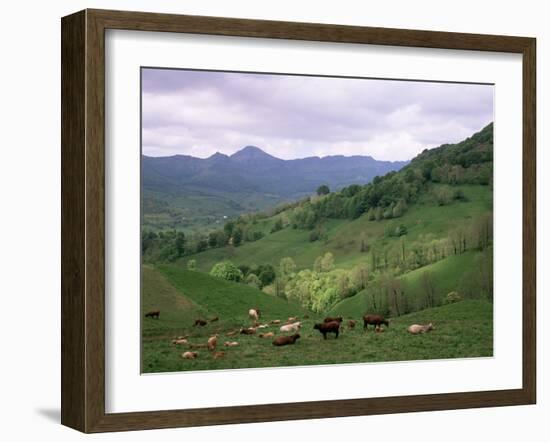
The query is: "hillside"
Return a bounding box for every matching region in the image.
[327,251,484,317]
[143,123,493,318]
[181,184,491,273]
[143,282,492,373]
[142,146,407,231]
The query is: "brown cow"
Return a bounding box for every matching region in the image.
[324,316,343,323]
[145,310,160,319]
[194,319,207,327]
[240,327,257,335]
[363,314,389,330]
[272,334,301,347]
[314,321,341,339]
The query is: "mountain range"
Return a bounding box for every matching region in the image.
[142,146,408,231]
[143,146,407,198]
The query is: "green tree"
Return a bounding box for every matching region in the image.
[232,228,243,246]
[279,257,297,278]
[271,218,283,233]
[175,231,186,257]
[245,273,261,289]
[320,252,335,272]
[210,261,243,282]
[316,184,330,196]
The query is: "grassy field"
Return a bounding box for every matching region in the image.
[142,265,492,373]
[182,184,492,273]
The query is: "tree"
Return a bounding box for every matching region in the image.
[420,271,436,308]
[316,184,330,196]
[271,218,283,233]
[279,257,297,278]
[175,231,186,257]
[195,238,208,253]
[210,261,243,282]
[314,252,335,272]
[256,264,276,287]
[392,199,407,218]
[223,221,235,237]
[187,259,196,270]
[350,262,369,291]
[245,273,261,289]
[232,227,243,246]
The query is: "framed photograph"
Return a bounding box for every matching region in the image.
[61,9,536,433]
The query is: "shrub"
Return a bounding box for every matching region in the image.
[444,291,463,304]
[187,259,196,271]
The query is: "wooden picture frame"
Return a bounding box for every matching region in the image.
[61,9,536,433]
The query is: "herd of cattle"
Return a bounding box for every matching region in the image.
[145,308,434,361]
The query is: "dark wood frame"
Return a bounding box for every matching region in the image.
[61,8,536,433]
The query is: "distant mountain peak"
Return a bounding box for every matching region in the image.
[230,146,280,162]
[208,151,229,160]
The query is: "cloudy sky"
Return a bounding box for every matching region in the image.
[141,68,493,161]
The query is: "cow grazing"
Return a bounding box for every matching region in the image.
[314,321,341,339]
[363,314,389,330]
[258,332,275,339]
[348,320,357,329]
[324,316,343,324]
[182,351,198,359]
[280,322,301,333]
[207,335,218,351]
[407,323,434,335]
[224,341,239,347]
[272,334,301,347]
[194,319,207,327]
[209,316,219,322]
[240,327,257,335]
[249,308,261,321]
[145,310,160,319]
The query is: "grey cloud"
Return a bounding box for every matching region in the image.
[141,68,493,161]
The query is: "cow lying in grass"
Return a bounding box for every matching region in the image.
[181,351,198,359]
[407,323,434,334]
[314,321,341,339]
[272,334,300,346]
[240,327,257,335]
[280,322,301,333]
